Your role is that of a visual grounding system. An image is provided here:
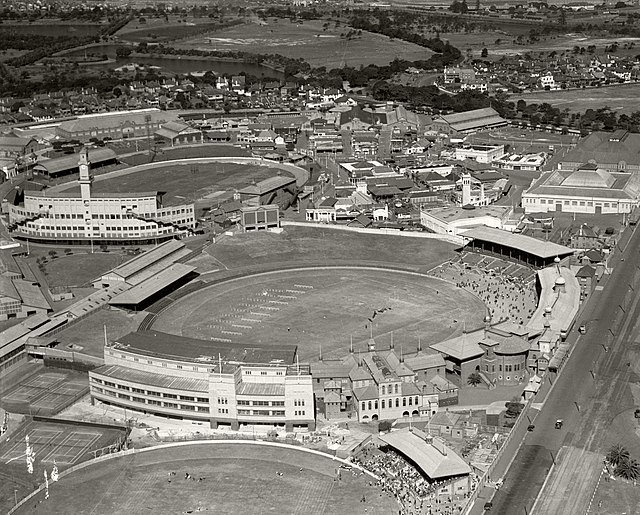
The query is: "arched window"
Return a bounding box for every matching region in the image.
[415,396,419,405]
[395,398,399,408]
[403,398,406,407]
[382,399,385,409]
[408,397,412,406]
[362,402,366,411]
[368,401,372,410]
[374,400,378,410]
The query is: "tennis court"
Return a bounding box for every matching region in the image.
[0,419,124,467]
[41,431,102,465]
[0,370,89,416]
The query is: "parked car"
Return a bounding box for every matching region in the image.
[579,323,587,334]
[555,419,563,429]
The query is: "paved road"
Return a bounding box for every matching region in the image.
[488,224,640,514]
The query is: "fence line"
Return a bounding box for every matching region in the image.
[281,220,464,246]
[7,439,373,514]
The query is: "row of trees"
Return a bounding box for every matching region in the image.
[606,444,640,481]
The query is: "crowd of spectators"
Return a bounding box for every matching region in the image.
[430,253,538,325]
[352,445,472,515]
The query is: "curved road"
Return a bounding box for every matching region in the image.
[488,224,640,514]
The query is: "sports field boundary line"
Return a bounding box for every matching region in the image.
[8,440,379,515]
[140,263,473,333]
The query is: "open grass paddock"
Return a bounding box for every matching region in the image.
[17,443,398,515]
[512,83,640,115]
[152,267,485,360]
[177,18,431,68]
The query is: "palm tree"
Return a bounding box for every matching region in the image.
[615,458,640,481]
[467,372,482,388]
[606,444,630,468]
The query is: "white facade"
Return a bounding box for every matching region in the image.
[522,193,637,215]
[455,144,505,164]
[90,345,315,431]
[9,149,195,243]
[420,205,514,236]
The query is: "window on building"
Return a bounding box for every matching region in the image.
[368,401,372,410]
[395,398,399,408]
[362,402,366,411]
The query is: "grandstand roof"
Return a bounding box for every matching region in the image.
[108,240,186,282]
[13,279,51,310]
[112,330,298,365]
[378,428,471,480]
[527,266,580,333]
[0,276,19,300]
[94,364,208,393]
[238,175,296,196]
[460,226,573,259]
[32,148,117,177]
[108,263,196,306]
[438,107,506,133]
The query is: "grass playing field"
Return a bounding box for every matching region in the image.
[17,443,398,515]
[176,18,431,68]
[152,267,485,361]
[61,160,297,207]
[27,251,124,289]
[511,83,640,115]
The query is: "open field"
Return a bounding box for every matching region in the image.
[208,225,456,272]
[26,251,125,289]
[16,443,398,515]
[512,83,640,115]
[116,16,227,43]
[62,161,295,207]
[176,18,432,68]
[443,31,640,58]
[153,267,485,361]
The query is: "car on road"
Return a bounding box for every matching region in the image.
[527,424,535,431]
[555,419,564,429]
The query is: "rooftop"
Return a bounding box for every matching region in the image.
[461,226,573,259]
[94,364,208,393]
[378,427,471,480]
[112,330,298,366]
